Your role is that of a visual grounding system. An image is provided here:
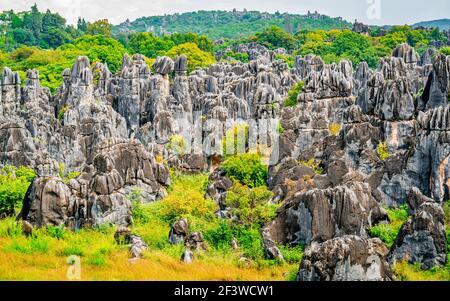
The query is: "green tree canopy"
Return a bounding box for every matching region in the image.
[166,42,215,73]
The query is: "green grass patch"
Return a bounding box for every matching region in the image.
[369,204,409,247]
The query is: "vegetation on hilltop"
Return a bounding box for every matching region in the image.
[113,10,352,40]
[1,5,449,95]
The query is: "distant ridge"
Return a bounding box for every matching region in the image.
[113,10,352,39]
[413,18,450,30]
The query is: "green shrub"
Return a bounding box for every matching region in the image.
[377,142,390,160]
[298,159,325,175]
[157,174,217,224]
[276,122,285,135]
[225,182,276,227]
[7,235,50,254]
[87,250,107,266]
[128,187,150,224]
[65,171,81,182]
[47,225,66,240]
[278,245,304,264]
[440,46,450,56]
[223,51,249,63]
[0,165,36,216]
[61,245,84,257]
[57,105,68,121]
[284,81,304,107]
[204,220,234,251]
[221,153,268,188]
[0,217,22,238]
[204,221,265,260]
[167,134,187,155]
[369,204,409,247]
[57,163,81,183]
[15,166,37,182]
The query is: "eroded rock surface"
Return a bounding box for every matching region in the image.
[298,235,393,281]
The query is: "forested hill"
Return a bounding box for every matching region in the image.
[414,19,450,30]
[113,10,352,39]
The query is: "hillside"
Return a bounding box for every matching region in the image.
[414,18,450,30]
[113,10,352,39]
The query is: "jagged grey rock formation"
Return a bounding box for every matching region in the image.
[185,232,207,252]
[17,139,170,229]
[298,235,393,281]
[169,218,189,245]
[0,41,449,281]
[129,234,148,258]
[267,182,388,246]
[388,189,447,269]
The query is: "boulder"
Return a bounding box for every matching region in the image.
[185,232,207,252]
[388,190,447,269]
[168,218,189,245]
[267,182,388,246]
[298,235,393,281]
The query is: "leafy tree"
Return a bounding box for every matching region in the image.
[0,165,36,217]
[440,47,450,56]
[127,32,174,58]
[221,153,268,188]
[380,31,407,49]
[166,42,215,73]
[87,19,113,37]
[61,35,127,73]
[254,25,297,50]
[77,18,88,32]
[169,32,213,52]
[225,182,276,227]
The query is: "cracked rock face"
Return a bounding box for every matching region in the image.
[19,139,170,229]
[267,182,388,246]
[298,235,393,281]
[388,189,447,269]
[1,41,449,278]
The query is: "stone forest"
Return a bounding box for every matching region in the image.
[0,5,449,282]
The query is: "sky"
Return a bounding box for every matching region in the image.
[0,0,448,26]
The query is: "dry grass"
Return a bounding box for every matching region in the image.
[0,173,300,281]
[392,260,450,281]
[0,236,293,281]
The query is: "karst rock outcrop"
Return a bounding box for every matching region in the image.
[1,41,449,280]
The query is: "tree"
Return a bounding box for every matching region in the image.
[42,27,72,49]
[166,42,215,73]
[77,17,88,32]
[380,31,407,49]
[127,32,174,58]
[255,25,296,50]
[87,19,113,37]
[23,4,43,40]
[67,35,127,73]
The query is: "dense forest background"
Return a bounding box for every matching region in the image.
[0,5,449,92]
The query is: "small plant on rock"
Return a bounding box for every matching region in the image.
[377,142,390,160]
[329,123,342,136]
[58,105,69,121]
[284,81,304,107]
[298,159,325,175]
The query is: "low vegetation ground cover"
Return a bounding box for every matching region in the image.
[0,171,301,280]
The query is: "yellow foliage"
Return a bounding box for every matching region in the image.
[392,261,450,281]
[329,123,342,136]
